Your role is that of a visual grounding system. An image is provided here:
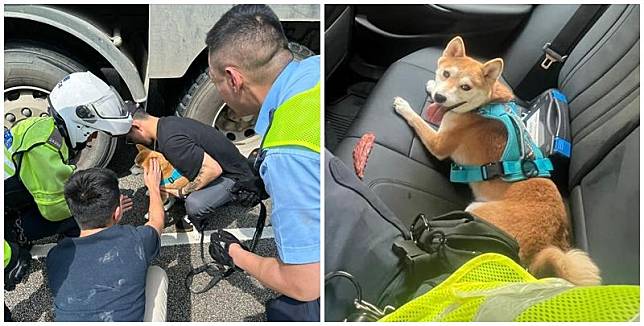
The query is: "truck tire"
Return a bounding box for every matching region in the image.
[176,42,315,157]
[4,42,117,170]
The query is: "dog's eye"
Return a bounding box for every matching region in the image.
[460,84,471,91]
[442,70,450,78]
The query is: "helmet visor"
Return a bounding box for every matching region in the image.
[91,87,129,119]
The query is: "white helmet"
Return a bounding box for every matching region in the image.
[48,71,133,149]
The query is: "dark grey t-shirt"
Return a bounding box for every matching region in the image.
[156,116,254,182]
[46,225,160,322]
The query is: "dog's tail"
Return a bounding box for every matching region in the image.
[529,246,601,286]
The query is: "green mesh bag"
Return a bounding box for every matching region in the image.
[380,253,639,322]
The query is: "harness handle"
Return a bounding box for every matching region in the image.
[185,200,267,294]
[185,230,234,294]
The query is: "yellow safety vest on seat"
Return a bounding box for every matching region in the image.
[380,253,640,322]
[6,117,75,221]
[261,82,320,153]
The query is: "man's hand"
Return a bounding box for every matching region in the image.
[143,159,164,234]
[209,230,248,268]
[144,159,162,194]
[228,247,320,301]
[119,195,133,214]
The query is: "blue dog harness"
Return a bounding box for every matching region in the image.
[160,168,183,186]
[450,102,553,183]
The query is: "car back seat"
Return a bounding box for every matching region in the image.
[333,4,639,284]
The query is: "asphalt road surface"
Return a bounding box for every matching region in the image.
[5,144,278,322]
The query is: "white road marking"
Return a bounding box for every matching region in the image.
[29,227,274,259]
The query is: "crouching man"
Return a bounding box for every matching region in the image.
[126,109,256,231]
[46,161,167,322]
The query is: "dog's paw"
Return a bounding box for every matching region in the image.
[393,96,414,118]
[426,80,436,95]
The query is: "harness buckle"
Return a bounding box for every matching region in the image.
[481,162,504,180]
[541,43,568,70]
[521,160,540,178]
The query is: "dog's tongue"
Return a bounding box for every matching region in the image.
[425,102,447,126]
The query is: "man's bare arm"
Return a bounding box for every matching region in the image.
[143,159,164,234]
[182,152,222,195]
[229,244,320,301]
[163,153,223,197]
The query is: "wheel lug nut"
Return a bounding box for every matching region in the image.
[6,113,16,123]
[40,113,49,117]
[21,108,32,117]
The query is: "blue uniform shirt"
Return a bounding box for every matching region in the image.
[257,56,320,264]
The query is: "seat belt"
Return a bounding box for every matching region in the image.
[514,5,608,101]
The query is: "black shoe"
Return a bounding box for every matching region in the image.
[164,214,176,228]
[175,215,194,232]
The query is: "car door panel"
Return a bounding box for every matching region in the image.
[353,4,533,67]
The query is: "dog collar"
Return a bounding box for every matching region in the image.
[160,168,183,186]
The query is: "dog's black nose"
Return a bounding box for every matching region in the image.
[434,93,447,103]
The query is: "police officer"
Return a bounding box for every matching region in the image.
[4,72,134,314]
[204,5,320,321]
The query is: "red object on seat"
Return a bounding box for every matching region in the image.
[353,132,376,179]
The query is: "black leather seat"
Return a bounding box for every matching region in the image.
[333,4,640,284]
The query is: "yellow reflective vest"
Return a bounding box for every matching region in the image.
[5,117,74,221]
[262,82,320,153]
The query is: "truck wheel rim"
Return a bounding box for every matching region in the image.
[213,102,261,156]
[4,86,51,129]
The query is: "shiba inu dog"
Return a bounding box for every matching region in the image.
[393,36,601,285]
[134,144,189,205]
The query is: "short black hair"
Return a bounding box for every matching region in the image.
[64,168,120,230]
[205,5,289,75]
[131,108,150,121]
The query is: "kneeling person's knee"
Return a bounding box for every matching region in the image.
[184,195,205,219]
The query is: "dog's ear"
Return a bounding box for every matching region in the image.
[443,36,466,58]
[482,58,503,82]
[491,81,514,103]
[134,145,150,166]
[134,153,144,167]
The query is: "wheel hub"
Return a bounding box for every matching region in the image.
[4,86,50,129]
[213,103,261,156]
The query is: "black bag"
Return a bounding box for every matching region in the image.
[324,150,411,321]
[324,150,521,321]
[394,211,520,298]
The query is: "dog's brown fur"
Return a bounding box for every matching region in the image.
[134,144,189,202]
[393,36,601,285]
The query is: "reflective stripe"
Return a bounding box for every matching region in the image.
[4,146,16,180]
[472,279,573,321]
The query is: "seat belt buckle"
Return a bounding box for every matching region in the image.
[541,43,568,70]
